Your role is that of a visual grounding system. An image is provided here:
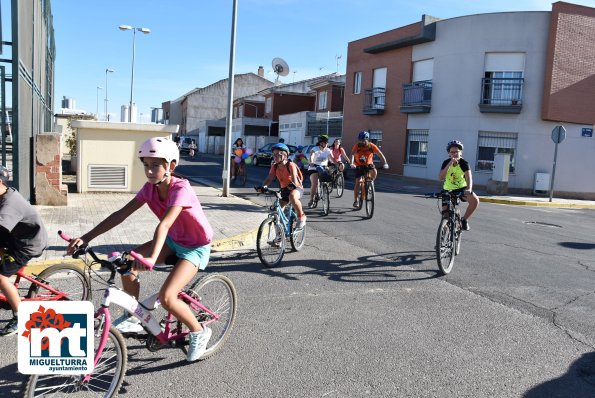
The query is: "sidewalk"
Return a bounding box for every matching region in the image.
[29,185,265,270]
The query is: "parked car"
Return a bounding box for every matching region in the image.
[253,143,297,166]
[178,136,194,154]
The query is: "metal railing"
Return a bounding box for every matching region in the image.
[363,87,386,114]
[480,77,524,106]
[402,80,432,106]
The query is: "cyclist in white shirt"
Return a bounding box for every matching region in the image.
[307,135,337,208]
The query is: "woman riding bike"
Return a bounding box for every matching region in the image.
[231,138,246,181]
[350,131,388,208]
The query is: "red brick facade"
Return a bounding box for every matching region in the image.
[542,2,595,124]
[342,21,422,175]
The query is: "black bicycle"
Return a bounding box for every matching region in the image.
[425,190,465,275]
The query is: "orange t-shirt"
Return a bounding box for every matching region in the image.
[268,162,303,189]
[352,143,380,166]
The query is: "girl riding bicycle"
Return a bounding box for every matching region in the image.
[0,166,48,337]
[258,143,307,228]
[67,137,214,362]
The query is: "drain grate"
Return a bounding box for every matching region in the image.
[523,221,562,228]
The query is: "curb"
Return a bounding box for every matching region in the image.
[479,196,595,209]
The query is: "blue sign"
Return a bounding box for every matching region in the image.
[582,128,593,138]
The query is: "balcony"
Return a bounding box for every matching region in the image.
[479,77,524,114]
[400,80,432,113]
[363,87,386,115]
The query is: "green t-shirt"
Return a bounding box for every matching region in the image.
[441,158,469,190]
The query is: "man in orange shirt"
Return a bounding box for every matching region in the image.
[350,131,388,208]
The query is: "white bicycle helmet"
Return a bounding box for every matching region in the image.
[138,137,179,164]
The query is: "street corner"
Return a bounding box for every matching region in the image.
[211,227,259,253]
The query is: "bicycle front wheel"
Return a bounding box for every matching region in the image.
[29,263,91,302]
[23,316,127,398]
[321,183,330,216]
[256,217,286,267]
[436,219,455,274]
[289,217,306,251]
[364,180,375,219]
[335,173,344,198]
[186,273,237,360]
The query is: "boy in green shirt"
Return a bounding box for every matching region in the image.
[438,140,479,231]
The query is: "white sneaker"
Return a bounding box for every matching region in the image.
[187,327,212,362]
[114,315,144,333]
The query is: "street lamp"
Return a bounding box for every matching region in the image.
[105,68,114,121]
[96,86,103,118]
[119,25,151,123]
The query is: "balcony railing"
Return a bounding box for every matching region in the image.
[479,77,524,113]
[400,80,432,113]
[363,87,386,115]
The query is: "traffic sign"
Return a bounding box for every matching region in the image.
[551,125,566,144]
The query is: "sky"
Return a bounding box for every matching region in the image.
[50,0,594,122]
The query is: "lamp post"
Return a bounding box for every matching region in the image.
[104,68,114,121]
[119,25,151,123]
[96,86,103,118]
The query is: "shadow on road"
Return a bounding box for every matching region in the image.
[524,351,595,397]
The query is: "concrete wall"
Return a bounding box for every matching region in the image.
[71,121,179,193]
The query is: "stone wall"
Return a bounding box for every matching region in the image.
[35,133,68,205]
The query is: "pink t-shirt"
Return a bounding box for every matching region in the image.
[135,176,213,247]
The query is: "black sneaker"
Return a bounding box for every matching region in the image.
[0,315,18,337]
[461,218,470,231]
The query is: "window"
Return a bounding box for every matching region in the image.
[406,130,429,165]
[318,91,328,110]
[372,68,387,108]
[353,72,362,94]
[265,97,272,113]
[476,131,518,173]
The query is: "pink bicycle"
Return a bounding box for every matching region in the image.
[23,231,237,397]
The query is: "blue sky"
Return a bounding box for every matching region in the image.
[51,0,593,121]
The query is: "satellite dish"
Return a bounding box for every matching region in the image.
[272,57,290,84]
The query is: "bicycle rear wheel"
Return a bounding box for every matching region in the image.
[436,219,455,274]
[186,274,237,360]
[364,180,375,219]
[28,263,91,301]
[237,163,247,186]
[289,217,306,251]
[256,217,286,267]
[321,183,330,216]
[23,315,127,398]
[335,173,344,198]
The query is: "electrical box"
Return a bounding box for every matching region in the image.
[534,173,550,195]
[492,153,510,182]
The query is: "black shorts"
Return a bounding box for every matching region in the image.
[355,164,375,178]
[441,188,468,206]
[0,250,30,277]
[280,184,297,202]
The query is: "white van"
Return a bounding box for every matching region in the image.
[178,136,194,154]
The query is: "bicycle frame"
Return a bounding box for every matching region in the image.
[94,283,220,367]
[268,193,295,237]
[0,269,71,304]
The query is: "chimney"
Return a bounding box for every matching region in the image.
[258,66,264,77]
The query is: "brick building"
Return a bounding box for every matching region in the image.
[343,2,595,198]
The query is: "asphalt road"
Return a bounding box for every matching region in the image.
[1,154,594,397]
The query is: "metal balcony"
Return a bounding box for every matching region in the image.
[363,87,386,115]
[400,80,432,113]
[479,77,524,114]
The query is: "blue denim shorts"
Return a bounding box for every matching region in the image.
[165,236,211,270]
